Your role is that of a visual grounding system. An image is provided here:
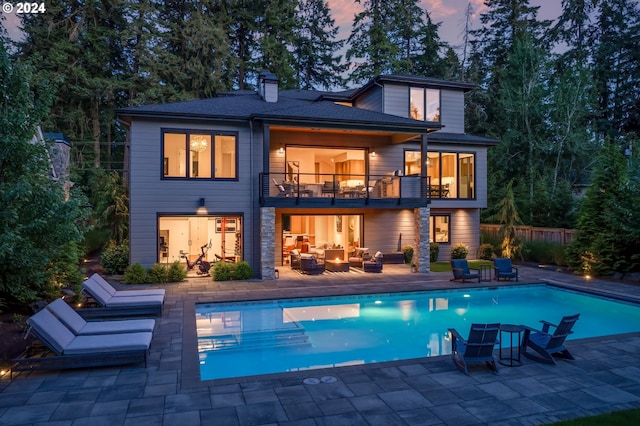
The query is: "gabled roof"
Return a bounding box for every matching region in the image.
[350,74,477,100]
[118,87,438,133]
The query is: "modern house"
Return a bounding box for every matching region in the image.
[118,73,497,279]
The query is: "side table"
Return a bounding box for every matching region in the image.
[479,263,492,282]
[499,324,524,367]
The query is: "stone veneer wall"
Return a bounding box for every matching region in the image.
[414,207,431,273]
[260,207,276,279]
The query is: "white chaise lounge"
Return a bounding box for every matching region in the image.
[46,298,155,335]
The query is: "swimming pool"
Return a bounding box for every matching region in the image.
[195,284,640,380]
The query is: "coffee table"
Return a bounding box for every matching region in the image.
[326,259,349,272]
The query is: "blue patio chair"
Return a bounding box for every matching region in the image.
[449,323,500,374]
[493,258,518,281]
[521,314,580,365]
[450,259,481,283]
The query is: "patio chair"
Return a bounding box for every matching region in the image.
[300,255,325,275]
[493,258,518,282]
[450,259,481,283]
[46,298,155,335]
[449,323,500,374]
[348,247,369,268]
[81,278,164,317]
[521,314,580,365]
[12,308,152,376]
[363,251,383,273]
[90,273,165,297]
[273,178,293,197]
[290,249,301,270]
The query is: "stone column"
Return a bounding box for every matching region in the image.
[260,207,276,280]
[413,207,431,273]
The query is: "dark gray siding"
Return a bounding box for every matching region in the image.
[441,90,464,133]
[383,84,409,118]
[354,86,382,112]
[129,118,256,269]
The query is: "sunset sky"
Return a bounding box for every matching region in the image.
[2,1,561,48]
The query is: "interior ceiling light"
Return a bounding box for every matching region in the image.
[190,135,208,153]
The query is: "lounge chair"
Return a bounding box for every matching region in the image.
[493,258,518,281]
[363,251,383,273]
[449,323,500,374]
[81,278,164,317]
[12,308,152,376]
[46,298,155,335]
[521,314,580,365]
[90,273,165,297]
[450,259,481,283]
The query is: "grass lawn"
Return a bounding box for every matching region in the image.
[430,260,493,273]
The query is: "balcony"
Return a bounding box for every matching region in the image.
[260,172,437,208]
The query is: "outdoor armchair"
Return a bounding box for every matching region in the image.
[450,259,481,283]
[493,258,518,281]
[521,314,580,365]
[449,323,500,374]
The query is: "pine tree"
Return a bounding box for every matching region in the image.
[257,0,298,89]
[347,0,399,84]
[388,0,424,74]
[293,0,346,90]
[411,11,449,78]
[591,0,640,139]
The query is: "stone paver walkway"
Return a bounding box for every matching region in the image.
[2,264,640,425]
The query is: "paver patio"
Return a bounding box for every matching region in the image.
[2,265,640,425]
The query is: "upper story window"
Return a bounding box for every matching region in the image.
[409,87,440,122]
[404,150,475,199]
[162,130,237,179]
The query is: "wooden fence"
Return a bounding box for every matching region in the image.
[480,224,576,245]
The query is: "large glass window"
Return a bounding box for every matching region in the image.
[409,88,440,123]
[163,130,237,179]
[405,150,475,199]
[430,215,450,243]
[158,215,242,264]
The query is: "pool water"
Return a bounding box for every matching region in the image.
[196,284,640,380]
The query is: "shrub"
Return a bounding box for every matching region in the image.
[478,243,493,260]
[146,263,168,283]
[429,243,439,262]
[167,261,187,282]
[402,245,414,264]
[213,262,234,281]
[233,261,253,280]
[522,241,567,266]
[101,240,129,274]
[451,242,469,259]
[124,263,147,284]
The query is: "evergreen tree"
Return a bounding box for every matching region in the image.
[293,0,346,90]
[17,0,130,168]
[566,141,640,275]
[591,0,640,139]
[388,0,424,74]
[347,0,399,84]
[152,0,234,100]
[0,41,89,306]
[257,0,298,89]
[410,11,449,78]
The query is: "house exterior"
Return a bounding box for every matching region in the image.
[118,73,498,279]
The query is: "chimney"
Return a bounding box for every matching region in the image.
[258,70,279,103]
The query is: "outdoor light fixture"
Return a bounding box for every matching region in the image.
[190,135,208,153]
[278,146,285,154]
[370,151,376,158]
